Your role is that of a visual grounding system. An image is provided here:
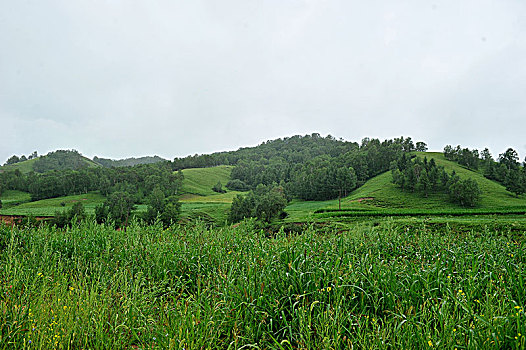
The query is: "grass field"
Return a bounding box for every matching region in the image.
[180,165,234,196]
[0,190,31,207]
[1,218,524,348]
[0,193,106,216]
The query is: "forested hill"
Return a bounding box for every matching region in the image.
[1,150,99,174]
[174,134,428,201]
[93,155,167,168]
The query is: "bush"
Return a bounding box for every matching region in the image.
[449,178,481,207]
[226,179,250,191]
[229,184,287,223]
[212,181,226,194]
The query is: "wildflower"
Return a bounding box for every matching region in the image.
[327,287,332,292]
[428,340,433,347]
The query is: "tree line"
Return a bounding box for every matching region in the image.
[391,154,481,207]
[444,145,526,197]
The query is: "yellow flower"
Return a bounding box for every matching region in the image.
[327,287,332,292]
[428,340,433,347]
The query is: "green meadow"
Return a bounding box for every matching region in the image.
[1,218,524,349]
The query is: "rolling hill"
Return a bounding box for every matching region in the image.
[1,150,100,174]
[3,152,526,225]
[284,152,526,221]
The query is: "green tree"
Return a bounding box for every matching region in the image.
[106,191,136,227]
[4,155,20,165]
[160,196,181,227]
[212,181,226,193]
[448,178,481,207]
[415,142,428,152]
[505,169,525,197]
[229,185,287,223]
[498,148,519,171]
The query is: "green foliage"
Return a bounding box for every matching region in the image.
[4,154,20,165]
[143,187,181,227]
[211,180,226,194]
[443,145,480,169]
[52,202,87,227]
[226,179,249,191]
[33,149,99,173]
[415,141,428,152]
[1,220,525,348]
[229,184,287,223]
[392,155,481,207]
[93,155,167,168]
[104,191,136,227]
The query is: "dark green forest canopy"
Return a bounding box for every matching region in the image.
[93,155,167,168]
[173,134,423,201]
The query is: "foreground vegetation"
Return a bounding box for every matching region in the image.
[1,218,524,349]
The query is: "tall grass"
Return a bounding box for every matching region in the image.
[0,219,524,349]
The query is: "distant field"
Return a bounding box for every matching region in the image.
[180,165,234,196]
[0,192,105,216]
[0,190,31,207]
[180,202,231,224]
[179,191,242,203]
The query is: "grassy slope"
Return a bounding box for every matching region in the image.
[0,193,105,216]
[179,166,240,224]
[285,152,526,221]
[1,158,39,173]
[180,165,234,196]
[1,155,100,174]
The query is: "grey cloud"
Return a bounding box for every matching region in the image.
[1,0,526,162]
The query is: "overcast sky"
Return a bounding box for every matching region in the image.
[1,0,526,163]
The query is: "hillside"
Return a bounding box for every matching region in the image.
[93,155,167,168]
[178,165,241,224]
[1,150,100,174]
[311,152,526,213]
[1,158,39,173]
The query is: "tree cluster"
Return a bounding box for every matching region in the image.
[225,136,423,201]
[52,202,86,228]
[391,155,481,207]
[3,151,38,166]
[444,145,526,197]
[93,155,166,168]
[229,184,287,223]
